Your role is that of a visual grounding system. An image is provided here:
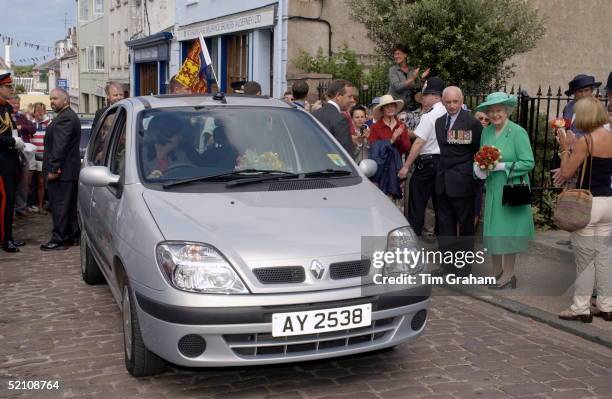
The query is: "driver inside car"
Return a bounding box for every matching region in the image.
[143,114,193,178]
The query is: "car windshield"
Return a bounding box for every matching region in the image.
[137,107,355,183]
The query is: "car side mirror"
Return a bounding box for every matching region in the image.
[359,159,377,178]
[80,166,120,187]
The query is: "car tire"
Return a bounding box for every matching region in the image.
[123,282,166,377]
[80,231,105,285]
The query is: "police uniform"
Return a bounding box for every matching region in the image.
[407,78,446,236]
[434,108,483,275]
[0,73,23,252]
[230,80,246,94]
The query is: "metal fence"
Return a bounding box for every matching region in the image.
[317,80,609,220]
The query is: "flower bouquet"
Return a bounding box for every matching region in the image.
[474,145,502,171]
[236,149,286,171]
[550,118,572,140]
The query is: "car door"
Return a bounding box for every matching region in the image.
[89,107,124,273]
[80,108,117,248]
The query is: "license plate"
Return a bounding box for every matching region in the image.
[272,303,372,337]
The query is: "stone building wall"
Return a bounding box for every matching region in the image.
[286,0,611,95]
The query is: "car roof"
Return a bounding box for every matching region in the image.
[123,94,295,110]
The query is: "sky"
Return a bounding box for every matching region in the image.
[2,0,76,66]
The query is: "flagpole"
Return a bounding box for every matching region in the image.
[199,33,220,92]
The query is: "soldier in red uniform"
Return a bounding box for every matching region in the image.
[0,73,27,252]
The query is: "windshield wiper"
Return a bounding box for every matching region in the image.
[302,169,352,178]
[162,169,288,189]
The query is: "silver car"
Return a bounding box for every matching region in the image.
[78,94,430,377]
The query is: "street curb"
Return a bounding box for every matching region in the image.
[447,284,612,350]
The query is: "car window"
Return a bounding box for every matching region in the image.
[136,107,355,183]
[88,109,117,166]
[109,110,127,175]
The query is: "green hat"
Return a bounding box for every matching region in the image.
[475,92,517,112]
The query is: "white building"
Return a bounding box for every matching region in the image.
[77,0,108,114]
[60,51,79,109]
[107,0,135,93]
[125,0,175,96]
[174,0,283,96]
[1,45,11,74]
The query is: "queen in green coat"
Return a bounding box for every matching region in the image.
[474,92,535,289]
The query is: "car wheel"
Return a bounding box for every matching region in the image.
[123,282,166,377]
[80,230,105,285]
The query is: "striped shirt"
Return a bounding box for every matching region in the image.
[31,118,50,153]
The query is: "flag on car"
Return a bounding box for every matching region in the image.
[175,38,210,93]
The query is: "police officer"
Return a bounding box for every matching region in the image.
[398,77,446,236]
[434,86,483,275]
[0,73,26,252]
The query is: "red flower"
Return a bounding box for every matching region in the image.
[550,118,572,130]
[474,145,501,170]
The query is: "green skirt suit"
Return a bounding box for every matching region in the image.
[481,120,535,254]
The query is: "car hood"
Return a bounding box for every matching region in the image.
[142,183,405,263]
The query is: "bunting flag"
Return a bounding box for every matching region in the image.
[0,33,54,53]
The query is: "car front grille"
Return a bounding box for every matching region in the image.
[329,260,371,280]
[253,266,305,284]
[223,317,397,359]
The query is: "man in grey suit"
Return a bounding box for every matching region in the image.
[41,88,82,251]
[312,79,355,154]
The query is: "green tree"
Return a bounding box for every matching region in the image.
[346,0,546,89]
[15,84,26,94]
[13,64,35,76]
[293,43,364,84]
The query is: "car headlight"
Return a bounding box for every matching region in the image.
[156,242,249,294]
[384,226,425,276]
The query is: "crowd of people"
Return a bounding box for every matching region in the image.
[1,73,83,253]
[1,51,611,324]
[282,46,611,323]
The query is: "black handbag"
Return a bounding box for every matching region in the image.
[502,162,531,206]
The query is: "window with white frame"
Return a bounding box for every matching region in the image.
[117,32,122,69]
[94,0,104,16]
[81,48,87,72]
[111,33,115,67]
[88,47,95,71]
[123,29,129,66]
[79,0,89,21]
[95,46,105,70]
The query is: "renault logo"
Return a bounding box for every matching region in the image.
[310,260,325,280]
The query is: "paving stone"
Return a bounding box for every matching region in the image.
[2,215,612,398]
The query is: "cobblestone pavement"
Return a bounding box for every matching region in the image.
[2,214,612,399]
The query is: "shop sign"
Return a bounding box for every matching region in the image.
[178,5,275,40]
[134,44,169,63]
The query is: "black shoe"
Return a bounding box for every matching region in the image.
[40,242,69,251]
[15,210,28,218]
[10,240,26,247]
[3,242,20,253]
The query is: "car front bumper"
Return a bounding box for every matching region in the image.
[134,284,431,367]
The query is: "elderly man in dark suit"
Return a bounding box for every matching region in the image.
[434,86,483,276]
[41,88,82,251]
[312,79,355,154]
